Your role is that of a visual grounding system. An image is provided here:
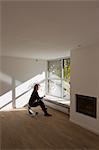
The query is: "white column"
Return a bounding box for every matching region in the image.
[45,61,48,95]
[61,59,64,99]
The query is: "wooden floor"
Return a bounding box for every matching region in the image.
[0,107,99,150]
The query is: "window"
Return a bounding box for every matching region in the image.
[47,58,70,101]
[48,60,62,97]
[48,60,62,79]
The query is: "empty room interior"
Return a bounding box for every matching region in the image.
[0,0,99,149]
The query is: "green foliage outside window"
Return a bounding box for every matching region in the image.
[64,58,70,83]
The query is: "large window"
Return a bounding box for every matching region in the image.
[47,58,70,100]
[48,60,62,97]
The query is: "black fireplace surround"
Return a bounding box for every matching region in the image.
[76,94,97,118]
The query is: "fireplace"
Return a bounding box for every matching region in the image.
[76,94,97,118]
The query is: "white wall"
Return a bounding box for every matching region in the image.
[70,44,99,134]
[0,56,47,96]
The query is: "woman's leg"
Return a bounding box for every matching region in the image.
[28,100,52,116]
[38,100,47,114]
[38,100,52,116]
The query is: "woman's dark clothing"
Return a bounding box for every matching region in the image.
[29,90,47,114]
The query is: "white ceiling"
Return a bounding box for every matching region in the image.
[1,1,99,59]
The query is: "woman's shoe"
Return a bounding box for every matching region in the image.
[44,113,52,117]
[28,109,33,115]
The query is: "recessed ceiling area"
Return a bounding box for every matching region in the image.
[1,1,99,59]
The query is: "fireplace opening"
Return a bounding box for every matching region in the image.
[76,94,97,118]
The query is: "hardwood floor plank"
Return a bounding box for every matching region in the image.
[0,107,99,150]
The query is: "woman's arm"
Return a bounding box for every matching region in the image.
[35,91,44,100]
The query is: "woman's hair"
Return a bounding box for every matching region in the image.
[34,84,39,91]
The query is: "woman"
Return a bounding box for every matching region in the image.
[28,84,52,116]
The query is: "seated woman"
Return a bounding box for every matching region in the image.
[28,84,52,117]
